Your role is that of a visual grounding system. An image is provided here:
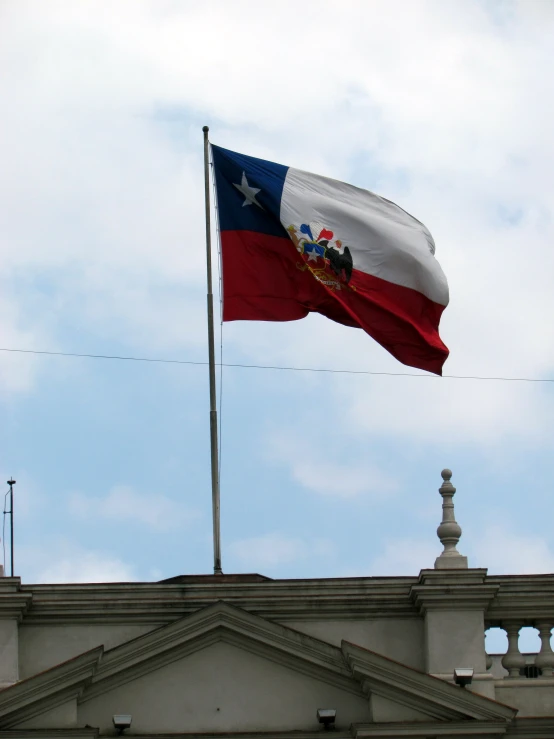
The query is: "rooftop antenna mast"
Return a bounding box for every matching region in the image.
[7,479,15,577]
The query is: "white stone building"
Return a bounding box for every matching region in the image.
[0,470,552,738]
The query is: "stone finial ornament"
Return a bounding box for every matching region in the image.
[435,468,468,569]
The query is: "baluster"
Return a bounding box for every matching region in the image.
[535,623,554,678]
[501,622,525,678]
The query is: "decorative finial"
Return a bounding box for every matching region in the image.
[435,468,468,569]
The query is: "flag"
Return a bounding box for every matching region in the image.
[211,145,449,375]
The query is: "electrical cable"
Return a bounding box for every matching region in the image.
[0,345,553,383]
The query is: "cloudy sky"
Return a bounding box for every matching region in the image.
[1,0,554,646]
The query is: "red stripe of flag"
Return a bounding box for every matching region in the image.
[222,231,448,375]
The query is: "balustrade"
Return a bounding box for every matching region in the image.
[486,622,554,680]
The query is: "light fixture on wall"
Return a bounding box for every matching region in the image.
[112,714,132,735]
[317,709,337,730]
[453,668,474,688]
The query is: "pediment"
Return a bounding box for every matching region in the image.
[79,638,371,734]
[0,602,517,734]
[0,603,365,731]
[84,600,360,699]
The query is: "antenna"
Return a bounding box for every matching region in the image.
[7,479,15,577]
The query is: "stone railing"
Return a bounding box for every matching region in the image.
[482,576,554,716]
[484,571,554,679]
[505,623,554,678]
[486,623,554,680]
[484,623,554,715]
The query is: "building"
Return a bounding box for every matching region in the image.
[0,470,552,738]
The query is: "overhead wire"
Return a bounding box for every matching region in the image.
[0,346,553,383]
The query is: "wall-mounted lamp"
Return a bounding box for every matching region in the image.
[453,668,474,688]
[317,709,336,730]
[112,714,132,735]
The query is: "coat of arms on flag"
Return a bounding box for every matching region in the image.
[287,222,354,291]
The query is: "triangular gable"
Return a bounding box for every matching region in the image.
[0,603,362,729]
[342,641,516,723]
[82,600,362,702]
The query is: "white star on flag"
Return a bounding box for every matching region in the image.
[233,172,264,209]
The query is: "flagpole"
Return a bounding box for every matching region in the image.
[203,125,222,575]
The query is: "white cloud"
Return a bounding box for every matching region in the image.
[342,373,551,446]
[266,429,398,499]
[18,541,137,584]
[1,1,554,445]
[290,458,397,499]
[0,294,50,396]
[363,539,439,577]
[68,485,200,533]
[354,522,554,579]
[229,532,335,569]
[34,551,136,584]
[468,525,554,575]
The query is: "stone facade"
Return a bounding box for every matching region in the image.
[0,471,552,738]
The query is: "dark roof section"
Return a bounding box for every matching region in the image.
[158,573,273,584]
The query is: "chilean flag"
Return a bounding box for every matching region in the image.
[212,145,449,375]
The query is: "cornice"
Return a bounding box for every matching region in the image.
[495,678,554,689]
[135,734,352,739]
[0,734,349,739]
[411,569,499,612]
[484,575,554,622]
[506,718,554,739]
[352,720,509,737]
[416,569,490,585]
[12,572,554,624]
[0,580,33,621]
[0,732,98,739]
[18,578,420,623]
